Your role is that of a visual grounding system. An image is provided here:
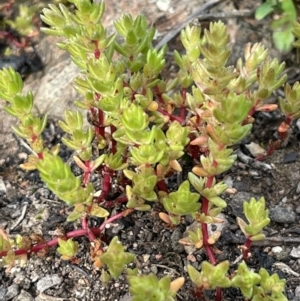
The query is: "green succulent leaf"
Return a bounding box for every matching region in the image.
[231,261,261,299]
[166,121,190,154]
[128,273,176,301]
[121,103,149,131]
[0,67,23,100]
[105,152,128,171]
[180,25,201,62]
[162,181,200,223]
[238,197,270,239]
[57,238,79,260]
[252,268,287,301]
[130,144,164,165]
[213,92,252,124]
[188,261,231,289]
[90,203,109,218]
[101,236,135,279]
[279,82,300,119]
[36,153,94,206]
[130,165,158,201]
[255,2,274,20]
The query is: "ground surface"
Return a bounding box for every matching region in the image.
[1,0,300,301]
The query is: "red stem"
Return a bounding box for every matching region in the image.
[157,108,184,123]
[180,88,187,120]
[83,161,91,185]
[104,196,128,208]
[154,86,164,104]
[97,108,105,139]
[99,209,133,232]
[81,216,96,241]
[0,31,26,48]
[243,237,252,261]
[157,179,168,193]
[286,116,292,125]
[0,209,134,258]
[93,40,101,59]
[0,229,97,257]
[201,175,217,262]
[215,287,222,301]
[180,106,186,120]
[96,166,112,203]
[110,125,117,154]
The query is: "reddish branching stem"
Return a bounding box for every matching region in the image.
[104,196,128,208]
[0,229,98,257]
[0,209,134,258]
[0,31,27,48]
[81,216,96,241]
[96,166,113,203]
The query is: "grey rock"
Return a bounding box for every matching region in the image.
[269,206,296,224]
[272,246,283,254]
[232,180,250,192]
[12,290,34,301]
[208,213,228,237]
[228,191,259,219]
[0,288,7,300]
[0,102,19,160]
[0,178,6,195]
[295,285,300,300]
[245,142,266,157]
[119,293,131,301]
[296,182,300,195]
[36,274,62,293]
[291,246,300,258]
[171,227,185,253]
[4,284,19,301]
[23,35,85,122]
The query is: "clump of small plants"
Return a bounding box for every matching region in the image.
[255,0,297,53]
[0,0,39,51]
[1,0,300,300]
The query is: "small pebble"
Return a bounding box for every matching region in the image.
[12,290,34,301]
[295,286,300,298]
[244,142,266,157]
[296,182,300,195]
[18,152,28,160]
[291,246,300,258]
[4,284,19,301]
[269,206,296,224]
[156,0,171,11]
[0,288,7,300]
[272,246,283,254]
[143,254,150,263]
[36,274,62,293]
[0,178,6,195]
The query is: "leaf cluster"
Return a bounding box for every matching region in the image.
[255,0,297,53]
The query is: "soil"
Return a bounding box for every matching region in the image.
[1,1,300,301]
